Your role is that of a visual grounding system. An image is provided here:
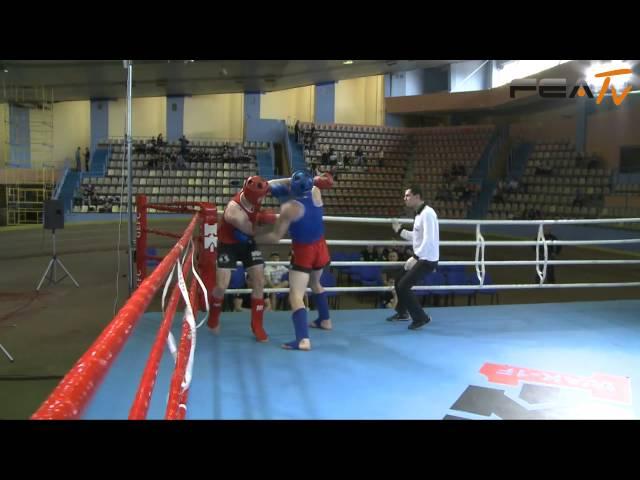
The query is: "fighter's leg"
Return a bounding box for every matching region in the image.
[282,269,311,351]
[309,268,332,330]
[208,267,231,333]
[247,264,268,342]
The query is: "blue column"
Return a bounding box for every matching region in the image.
[405,69,425,96]
[90,99,109,153]
[244,92,261,122]
[166,96,185,142]
[9,105,30,167]
[244,92,261,139]
[390,73,406,97]
[314,82,335,123]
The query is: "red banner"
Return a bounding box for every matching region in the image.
[480,362,632,404]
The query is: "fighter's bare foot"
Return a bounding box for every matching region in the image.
[208,325,221,335]
[310,319,332,330]
[281,338,311,351]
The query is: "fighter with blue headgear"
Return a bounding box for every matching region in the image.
[255,169,335,350]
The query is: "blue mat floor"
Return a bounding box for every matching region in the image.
[81,300,640,420]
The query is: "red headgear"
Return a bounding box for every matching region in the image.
[241,175,270,207]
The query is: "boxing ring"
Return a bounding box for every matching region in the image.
[30,198,640,420]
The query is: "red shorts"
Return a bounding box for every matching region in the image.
[291,237,331,272]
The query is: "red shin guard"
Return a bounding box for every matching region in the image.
[251,297,268,342]
[207,295,224,329]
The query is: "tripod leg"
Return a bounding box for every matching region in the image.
[0,343,14,362]
[36,258,56,291]
[56,258,80,287]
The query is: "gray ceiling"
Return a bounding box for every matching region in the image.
[0,60,461,103]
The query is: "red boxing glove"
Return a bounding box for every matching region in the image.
[313,171,334,190]
[257,209,277,225]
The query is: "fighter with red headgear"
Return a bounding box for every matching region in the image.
[207,175,277,342]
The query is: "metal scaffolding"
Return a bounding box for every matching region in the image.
[2,85,55,225]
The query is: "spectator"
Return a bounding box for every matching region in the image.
[375,246,388,261]
[294,120,301,143]
[75,147,81,172]
[83,183,96,206]
[179,134,190,155]
[461,184,474,202]
[328,147,337,166]
[84,147,90,172]
[360,245,379,262]
[264,252,289,310]
[309,124,316,148]
[381,249,403,309]
[493,188,505,204]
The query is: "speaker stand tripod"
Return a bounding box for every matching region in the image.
[0,342,14,362]
[0,324,15,363]
[36,229,80,291]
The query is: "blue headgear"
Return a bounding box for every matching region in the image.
[290,169,314,198]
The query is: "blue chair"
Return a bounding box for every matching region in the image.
[467,271,499,304]
[320,269,339,309]
[344,253,364,285]
[224,266,246,311]
[447,270,477,306]
[424,271,450,306]
[331,252,350,283]
[351,266,383,307]
[358,266,383,286]
[274,271,289,310]
[146,247,159,268]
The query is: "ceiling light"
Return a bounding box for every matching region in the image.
[343,60,354,65]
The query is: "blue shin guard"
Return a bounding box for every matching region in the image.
[311,292,331,329]
[315,291,330,321]
[283,308,310,350]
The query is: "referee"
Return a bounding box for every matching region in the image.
[389,185,440,330]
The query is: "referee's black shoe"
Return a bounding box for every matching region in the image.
[408,314,432,330]
[386,312,410,322]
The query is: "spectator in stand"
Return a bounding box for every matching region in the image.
[360,245,379,261]
[264,252,289,310]
[294,120,301,143]
[381,249,403,309]
[84,147,90,172]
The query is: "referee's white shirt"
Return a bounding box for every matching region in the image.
[400,203,439,262]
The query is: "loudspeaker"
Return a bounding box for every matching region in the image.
[44,199,64,230]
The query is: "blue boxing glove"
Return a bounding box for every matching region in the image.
[233,228,251,243]
[269,182,291,202]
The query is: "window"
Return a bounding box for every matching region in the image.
[492,60,572,88]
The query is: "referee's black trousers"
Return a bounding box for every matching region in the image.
[395,259,438,322]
